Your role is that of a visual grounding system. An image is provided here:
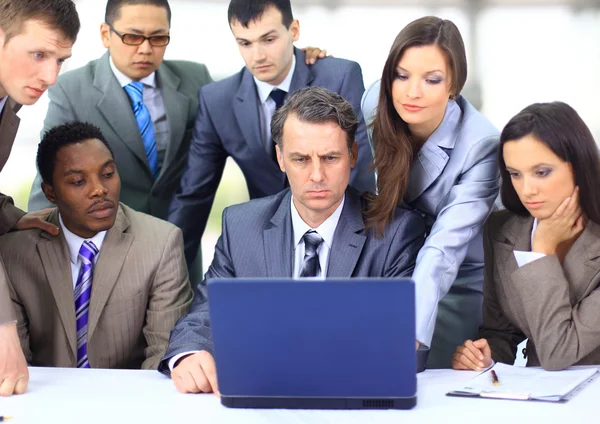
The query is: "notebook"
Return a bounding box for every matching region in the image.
[447,362,599,402]
[208,278,417,409]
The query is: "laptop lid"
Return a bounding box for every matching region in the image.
[208,278,416,409]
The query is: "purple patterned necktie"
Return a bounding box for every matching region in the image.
[75,240,98,368]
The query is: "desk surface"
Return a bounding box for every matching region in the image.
[0,367,597,424]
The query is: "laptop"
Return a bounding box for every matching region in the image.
[207,278,417,410]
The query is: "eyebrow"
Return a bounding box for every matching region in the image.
[397,66,445,75]
[506,163,553,171]
[62,159,115,176]
[236,29,277,43]
[124,27,169,35]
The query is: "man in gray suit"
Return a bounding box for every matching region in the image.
[0,0,80,397]
[158,87,425,395]
[168,0,376,266]
[27,0,212,278]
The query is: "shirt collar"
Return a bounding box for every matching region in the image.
[253,55,296,105]
[0,96,7,115]
[290,194,345,250]
[109,55,156,88]
[59,214,107,265]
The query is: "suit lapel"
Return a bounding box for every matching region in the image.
[326,189,367,277]
[564,221,600,302]
[287,48,314,94]
[0,97,21,171]
[405,99,462,203]
[36,210,77,360]
[233,69,267,159]
[157,63,190,181]
[94,53,150,172]
[87,205,134,341]
[263,191,294,277]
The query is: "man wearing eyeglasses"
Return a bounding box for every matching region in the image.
[27,0,212,280]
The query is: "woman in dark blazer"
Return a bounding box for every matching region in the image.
[453,101,600,371]
[362,16,500,368]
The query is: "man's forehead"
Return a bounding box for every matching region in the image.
[19,19,74,48]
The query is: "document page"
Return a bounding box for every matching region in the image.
[453,363,598,401]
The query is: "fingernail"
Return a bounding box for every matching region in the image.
[476,367,482,371]
[479,355,484,360]
[479,362,484,367]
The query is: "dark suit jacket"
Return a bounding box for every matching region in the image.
[0,204,193,369]
[168,48,376,264]
[0,97,26,324]
[28,52,213,220]
[480,210,600,370]
[158,187,425,375]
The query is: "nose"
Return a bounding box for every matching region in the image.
[407,78,422,99]
[137,38,153,54]
[521,176,538,197]
[40,61,60,87]
[309,160,324,183]
[252,44,267,63]
[88,177,108,198]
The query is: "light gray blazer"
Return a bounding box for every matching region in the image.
[362,80,500,346]
[480,211,600,370]
[27,52,212,220]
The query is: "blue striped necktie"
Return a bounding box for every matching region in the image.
[75,240,98,368]
[124,81,159,179]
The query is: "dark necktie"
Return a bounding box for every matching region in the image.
[268,89,286,162]
[300,230,324,277]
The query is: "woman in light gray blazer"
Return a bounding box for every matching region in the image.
[362,16,500,368]
[453,102,600,371]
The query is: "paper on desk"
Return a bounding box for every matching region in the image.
[454,363,598,401]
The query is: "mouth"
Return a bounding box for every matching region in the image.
[133,61,153,68]
[524,201,544,209]
[402,104,425,112]
[306,190,329,197]
[87,200,115,218]
[26,86,46,96]
[254,64,272,72]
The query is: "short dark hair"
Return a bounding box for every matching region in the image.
[228,0,293,28]
[37,122,114,185]
[0,0,80,44]
[499,101,600,224]
[271,86,358,151]
[105,0,172,26]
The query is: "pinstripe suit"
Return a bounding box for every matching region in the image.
[158,187,426,375]
[0,203,193,369]
[0,97,26,325]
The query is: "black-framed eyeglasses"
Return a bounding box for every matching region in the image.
[107,23,170,47]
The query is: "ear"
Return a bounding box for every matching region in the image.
[41,183,57,205]
[100,23,111,49]
[289,19,300,42]
[276,144,286,173]
[350,141,358,168]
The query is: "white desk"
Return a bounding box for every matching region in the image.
[0,367,597,424]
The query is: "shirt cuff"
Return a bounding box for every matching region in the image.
[513,251,546,268]
[168,351,201,371]
[0,320,17,327]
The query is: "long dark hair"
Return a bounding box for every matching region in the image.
[499,101,600,224]
[366,16,467,234]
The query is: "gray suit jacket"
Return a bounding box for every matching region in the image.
[362,80,500,346]
[0,97,26,324]
[0,203,193,369]
[480,211,600,370]
[158,187,426,375]
[168,48,376,265]
[28,52,212,220]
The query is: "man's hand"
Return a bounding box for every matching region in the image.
[14,208,58,236]
[0,322,29,397]
[171,351,218,395]
[452,338,493,371]
[300,46,327,65]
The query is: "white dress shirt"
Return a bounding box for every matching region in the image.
[513,219,546,267]
[253,56,296,150]
[59,214,107,288]
[0,96,8,116]
[168,194,345,371]
[109,57,170,170]
[291,194,344,278]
